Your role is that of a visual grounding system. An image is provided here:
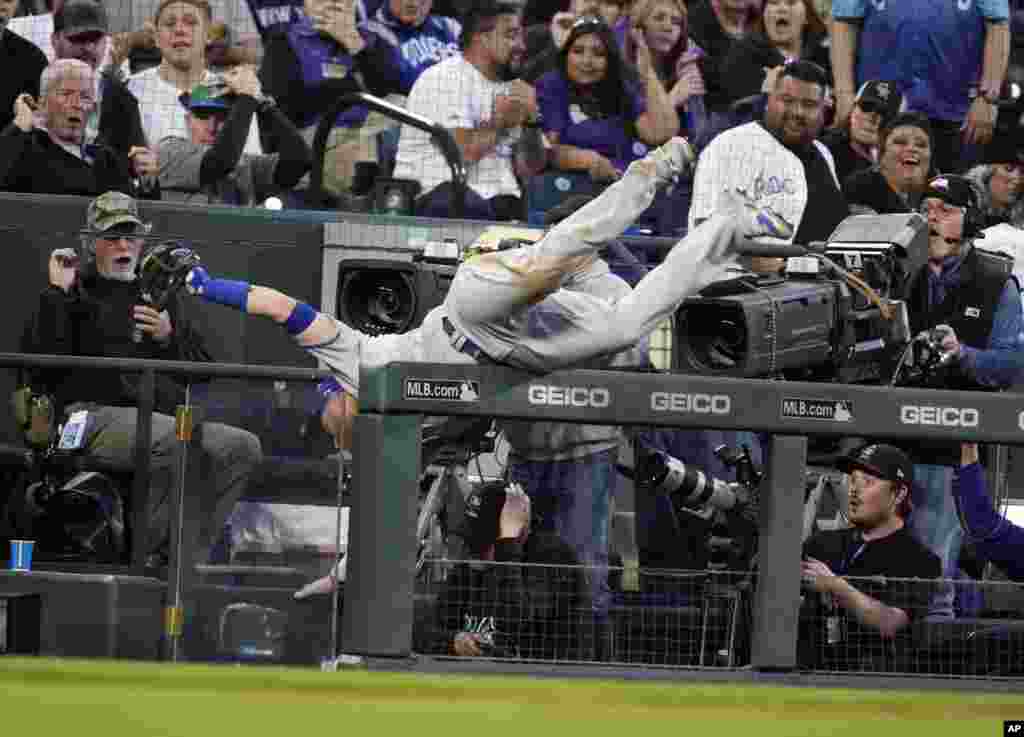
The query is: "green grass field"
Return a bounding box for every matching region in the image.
[1,657,1022,736]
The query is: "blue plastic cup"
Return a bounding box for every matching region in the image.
[9,539,35,571]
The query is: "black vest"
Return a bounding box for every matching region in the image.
[905,246,1013,361]
[901,246,1015,465]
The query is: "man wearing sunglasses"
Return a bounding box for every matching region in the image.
[157,66,311,205]
[822,79,902,185]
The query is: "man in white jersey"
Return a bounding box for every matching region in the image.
[393,0,547,220]
[690,60,848,254]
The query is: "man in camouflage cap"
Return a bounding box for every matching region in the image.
[20,190,262,569]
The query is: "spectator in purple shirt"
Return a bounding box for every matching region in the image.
[954,443,1024,582]
[536,15,677,181]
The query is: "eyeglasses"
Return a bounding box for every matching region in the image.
[920,200,964,218]
[571,15,606,32]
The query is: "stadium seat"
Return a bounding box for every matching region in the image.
[525,170,603,227]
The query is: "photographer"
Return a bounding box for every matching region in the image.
[952,443,1024,582]
[426,481,588,659]
[800,443,941,671]
[901,173,1023,614]
[21,191,263,568]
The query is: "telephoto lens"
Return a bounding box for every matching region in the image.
[639,451,744,512]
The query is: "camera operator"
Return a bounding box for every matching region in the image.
[800,443,941,671]
[20,191,263,568]
[424,481,587,659]
[900,174,1024,613]
[951,443,1024,582]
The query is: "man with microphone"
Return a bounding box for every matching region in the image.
[899,173,1023,615]
[20,191,263,570]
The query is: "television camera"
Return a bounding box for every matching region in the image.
[674,213,928,385]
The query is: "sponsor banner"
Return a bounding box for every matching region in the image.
[899,405,979,428]
[781,398,854,422]
[404,379,480,402]
[650,392,732,415]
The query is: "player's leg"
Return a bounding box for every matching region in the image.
[446,139,696,357]
[185,268,338,346]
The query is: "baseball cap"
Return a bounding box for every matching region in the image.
[453,481,507,551]
[179,82,231,112]
[854,80,901,123]
[837,443,914,489]
[54,0,109,36]
[921,174,977,210]
[86,191,152,235]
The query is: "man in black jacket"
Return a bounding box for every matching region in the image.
[800,443,941,671]
[0,59,140,197]
[23,191,263,567]
[51,0,158,188]
[427,481,589,660]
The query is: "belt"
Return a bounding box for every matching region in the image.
[442,316,496,365]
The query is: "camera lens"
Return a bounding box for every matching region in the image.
[339,270,417,336]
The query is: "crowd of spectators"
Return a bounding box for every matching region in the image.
[1,0,1022,225]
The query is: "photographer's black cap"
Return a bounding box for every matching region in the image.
[855,80,901,123]
[838,443,914,489]
[453,481,506,550]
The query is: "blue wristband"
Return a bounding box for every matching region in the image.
[284,301,317,335]
[202,278,251,311]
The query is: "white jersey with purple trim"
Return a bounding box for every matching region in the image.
[688,121,811,238]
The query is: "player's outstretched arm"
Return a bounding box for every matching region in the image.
[186,266,338,345]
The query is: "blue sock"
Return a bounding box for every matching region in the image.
[201,278,251,311]
[284,301,317,335]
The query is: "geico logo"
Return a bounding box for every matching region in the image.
[900,405,980,427]
[527,385,611,407]
[650,392,732,414]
